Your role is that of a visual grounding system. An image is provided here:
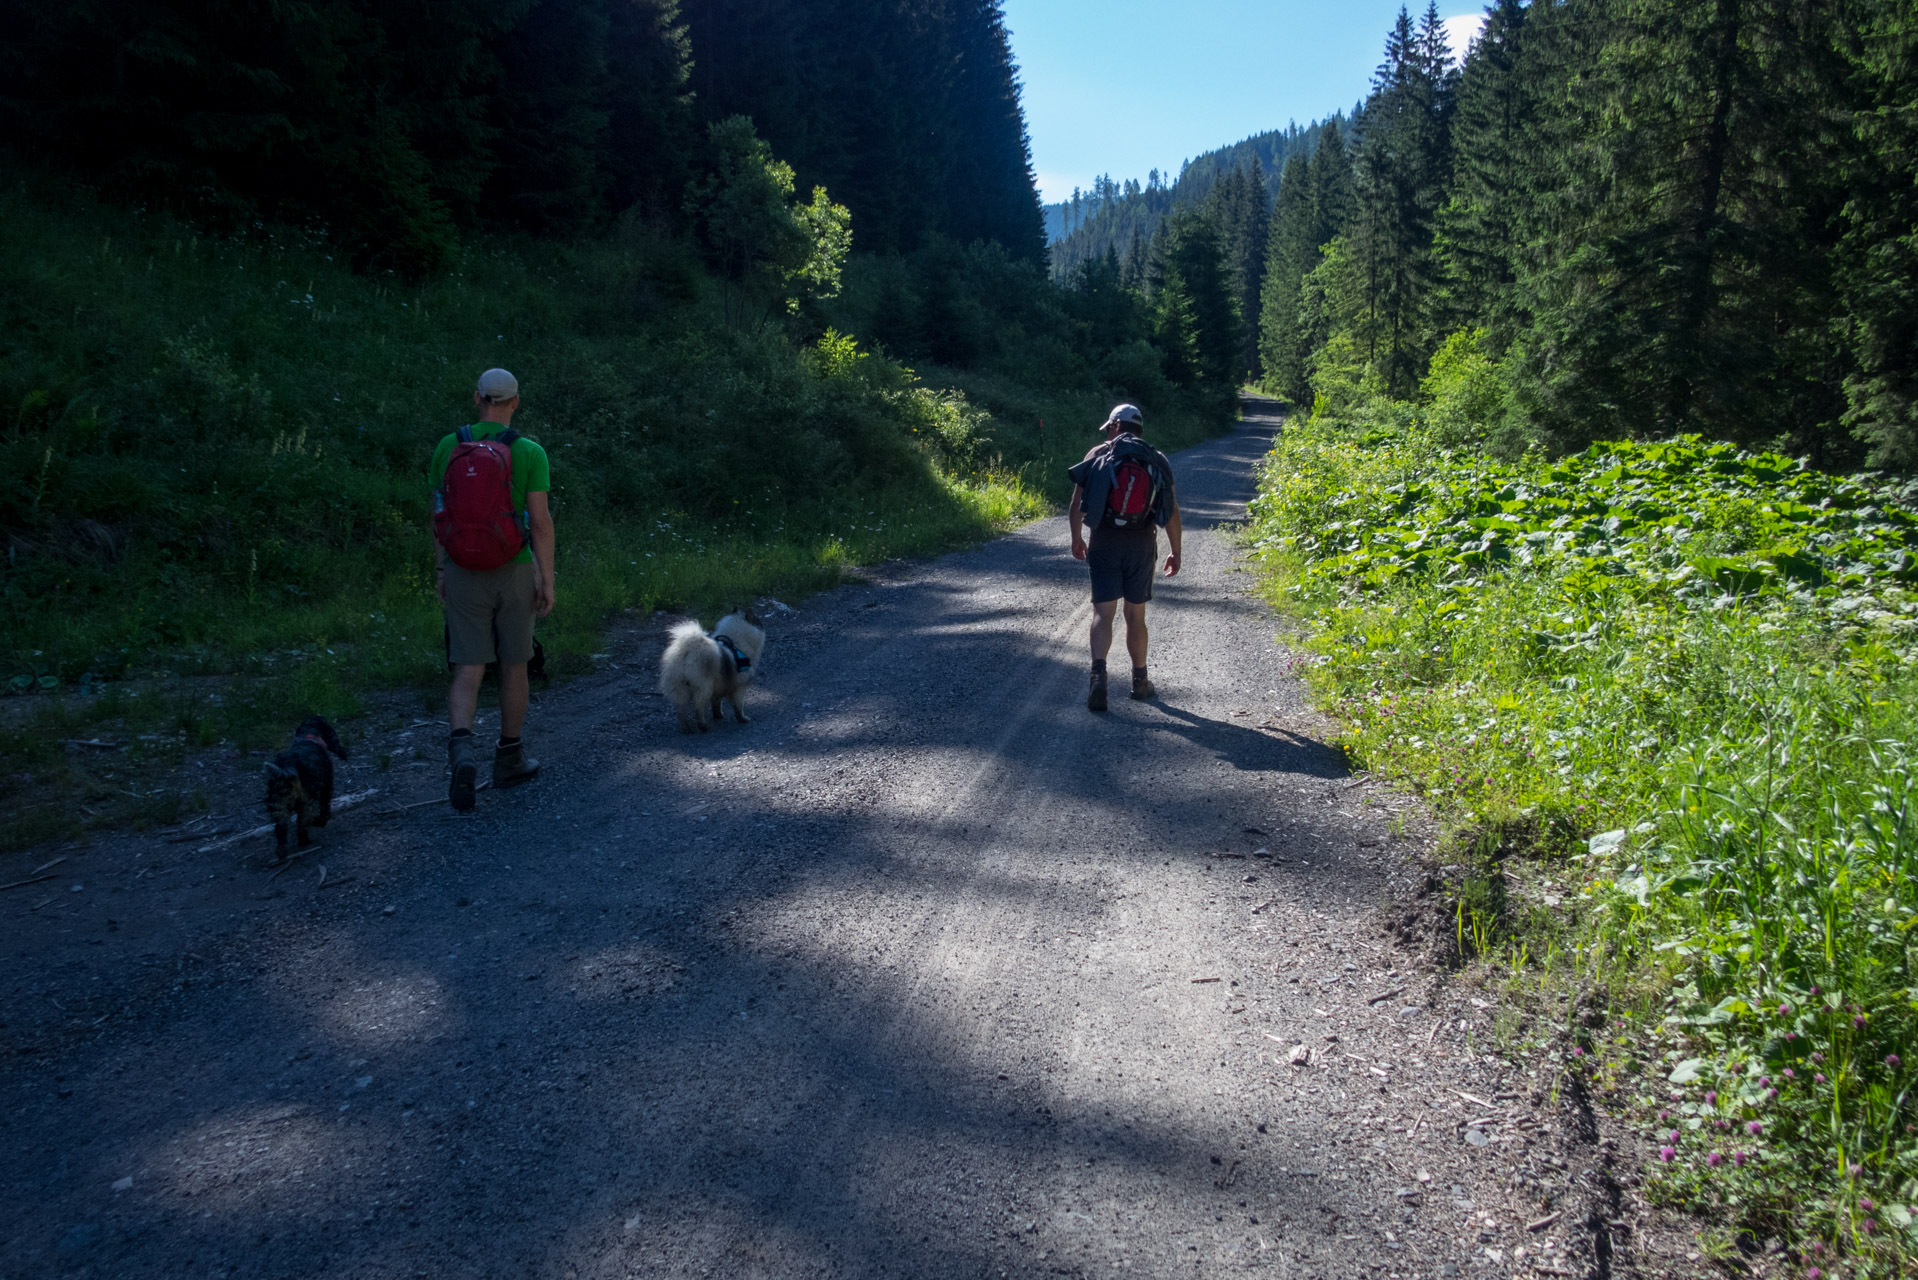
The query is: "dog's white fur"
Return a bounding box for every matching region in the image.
[659,609,765,733]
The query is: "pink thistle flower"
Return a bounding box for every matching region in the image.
[1862,1198,1876,1211]
[1704,1090,1718,1106]
[1658,1146,1675,1162]
[1732,1151,1748,1167]
[1658,1109,1670,1122]
[1758,1076,1771,1088]
[1571,1046,1584,1058]
[1668,1129,1681,1143]
[1864,1218,1877,1235]
[1854,1014,1867,1028]
[1783,1068,1796,1079]
[1779,1002,1791,1015]
[1706,1152,1722,1168]
[1811,985,1822,995]
[1812,1052,1824,1064]
[1815,1073,1827,1084]
[1807,1269,1822,1280]
[1747,1121,1763,1135]
[1888,1053,1902,1068]
[1766,1088,1779,1101]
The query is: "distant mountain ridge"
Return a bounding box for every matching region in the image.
[1043,113,1349,276]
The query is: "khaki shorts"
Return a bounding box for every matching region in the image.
[444,560,537,666]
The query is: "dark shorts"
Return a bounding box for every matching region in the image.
[444,560,537,665]
[1087,523,1157,605]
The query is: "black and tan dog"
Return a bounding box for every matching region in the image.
[264,715,349,859]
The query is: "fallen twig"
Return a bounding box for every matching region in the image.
[1426,1018,1442,1046]
[1451,1088,1497,1108]
[60,738,122,750]
[1526,1211,1561,1232]
[202,789,380,856]
[1190,976,1222,984]
[0,873,60,893]
[1366,988,1405,1006]
[32,855,67,874]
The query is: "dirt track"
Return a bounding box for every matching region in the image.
[2,399,1649,1278]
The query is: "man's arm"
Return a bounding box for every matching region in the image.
[1068,484,1088,560]
[527,491,556,616]
[1162,495,1181,577]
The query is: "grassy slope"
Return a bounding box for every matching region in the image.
[0,180,1221,849]
[1248,417,1918,1265]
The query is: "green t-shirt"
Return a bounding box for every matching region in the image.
[429,423,552,566]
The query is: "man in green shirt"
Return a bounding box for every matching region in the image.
[429,367,556,811]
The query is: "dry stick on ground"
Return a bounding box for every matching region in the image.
[198,789,382,857]
[0,873,61,894]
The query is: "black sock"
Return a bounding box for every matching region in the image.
[497,735,521,749]
[1133,666,1148,682]
[450,727,474,740]
[1091,659,1106,675]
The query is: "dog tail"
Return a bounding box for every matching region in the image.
[659,620,717,701]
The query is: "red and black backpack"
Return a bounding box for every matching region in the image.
[1102,440,1165,528]
[433,426,528,570]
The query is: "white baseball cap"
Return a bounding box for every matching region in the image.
[1104,403,1144,431]
[476,368,520,403]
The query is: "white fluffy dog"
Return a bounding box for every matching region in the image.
[658,608,766,733]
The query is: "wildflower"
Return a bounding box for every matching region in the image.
[1747,1121,1763,1135]
[1779,1002,1791,1015]
[1658,1146,1675,1163]
[1807,1269,1822,1280]
[1810,985,1822,995]
[1813,1052,1825,1064]
[1849,1163,1863,1177]
[1706,1152,1722,1168]
[1668,1129,1680,1143]
[1572,1046,1584,1058]
[1758,1076,1771,1088]
[1854,1014,1867,1028]
[1783,1068,1796,1079]
[1814,1073,1827,1084]
[1785,1031,1797,1042]
[1888,1053,1902,1068]
[1733,1151,1748,1167]
[1658,1109,1670,1122]
[1861,1198,1876,1212]
[1863,1218,1878,1235]
[1704,1090,1718,1106]
[1766,1089,1778,1101]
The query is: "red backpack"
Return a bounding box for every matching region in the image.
[1103,439,1163,527]
[433,426,527,570]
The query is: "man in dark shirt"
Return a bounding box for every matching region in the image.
[1066,403,1181,712]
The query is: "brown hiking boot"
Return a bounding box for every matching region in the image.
[1087,670,1108,713]
[448,733,478,813]
[492,740,541,789]
[1130,674,1157,701]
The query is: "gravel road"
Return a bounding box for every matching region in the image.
[3,399,1640,1278]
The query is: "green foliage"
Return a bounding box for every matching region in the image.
[1418,329,1507,447]
[687,116,851,325]
[1249,415,1918,1260]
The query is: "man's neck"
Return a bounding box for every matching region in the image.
[476,409,515,427]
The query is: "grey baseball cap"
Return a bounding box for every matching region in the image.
[1103,403,1144,432]
[476,367,520,403]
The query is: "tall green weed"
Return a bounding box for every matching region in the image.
[1250,415,1918,1267]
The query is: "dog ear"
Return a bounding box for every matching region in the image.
[317,717,349,760]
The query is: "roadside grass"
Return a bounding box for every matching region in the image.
[0,179,1205,852]
[1248,415,1918,1268]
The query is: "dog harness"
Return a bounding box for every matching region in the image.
[714,635,752,673]
[297,733,327,747]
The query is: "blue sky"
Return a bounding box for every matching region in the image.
[1003,1,1486,204]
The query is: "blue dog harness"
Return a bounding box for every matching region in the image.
[714,634,752,673]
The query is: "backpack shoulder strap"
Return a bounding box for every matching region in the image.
[457,424,473,443]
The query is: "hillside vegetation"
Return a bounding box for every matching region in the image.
[1244,0,1918,1264]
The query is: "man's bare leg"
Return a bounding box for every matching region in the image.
[1088,599,1119,711]
[447,664,486,811]
[1123,600,1155,699]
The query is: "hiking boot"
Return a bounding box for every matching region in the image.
[1131,675,1157,701]
[448,733,478,813]
[492,740,541,789]
[1087,670,1108,713]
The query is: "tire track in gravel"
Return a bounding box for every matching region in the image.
[1,397,1623,1279]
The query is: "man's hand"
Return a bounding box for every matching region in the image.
[1163,550,1181,578]
[534,570,555,618]
[1071,535,1088,561]
[436,566,447,602]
